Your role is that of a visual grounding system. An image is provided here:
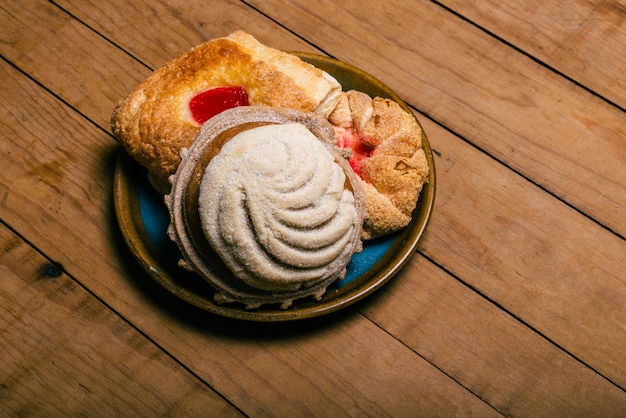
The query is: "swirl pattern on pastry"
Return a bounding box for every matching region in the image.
[198,123,360,291]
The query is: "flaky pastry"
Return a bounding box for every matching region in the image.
[329,90,429,239]
[111,30,342,182]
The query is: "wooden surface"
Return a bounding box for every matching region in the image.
[1,0,625,416]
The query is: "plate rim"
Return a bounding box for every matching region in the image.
[113,52,436,322]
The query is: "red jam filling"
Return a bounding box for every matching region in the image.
[189,86,249,125]
[334,127,375,177]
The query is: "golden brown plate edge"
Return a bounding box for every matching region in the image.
[112,52,437,322]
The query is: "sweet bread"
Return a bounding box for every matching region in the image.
[112,31,429,241]
[329,90,429,239]
[166,106,364,309]
[111,30,342,181]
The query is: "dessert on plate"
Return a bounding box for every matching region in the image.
[329,90,429,239]
[165,107,364,309]
[111,30,430,308]
[111,30,342,185]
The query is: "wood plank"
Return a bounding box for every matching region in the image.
[1,8,624,416]
[243,0,626,238]
[0,225,242,416]
[0,0,146,129]
[364,253,626,416]
[438,0,626,108]
[55,0,320,71]
[0,42,499,417]
[48,0,626,391]
[414,113,626,388]
[3,0,625,400]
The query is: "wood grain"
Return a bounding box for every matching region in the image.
[364,254,626,416]
[56,0,320,70]
[0,35,498,418]
[1,0,625,415]
[439,0,626,108]
[0,225,241,416]
[43,0,626,390]
[0,0,154,128]
[416,115,626,387]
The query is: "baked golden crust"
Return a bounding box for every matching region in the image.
[111,30,341,180]
[329,90,429,239]
[112,31,427,240]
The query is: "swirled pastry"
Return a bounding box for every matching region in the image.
[166,107,364,309]
[199,123,358,291]
[111,30,342,182]
[329,90,429,239]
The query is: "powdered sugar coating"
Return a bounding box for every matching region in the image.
[198,123,359,291]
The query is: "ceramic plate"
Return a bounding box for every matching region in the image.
[113,52,436,321]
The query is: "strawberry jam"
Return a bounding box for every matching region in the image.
[334,127,375,177]
[189,86,249,125]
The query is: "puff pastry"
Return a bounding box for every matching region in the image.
[111,30,342,181]
[112,31,429,241]
[329,90,429,239]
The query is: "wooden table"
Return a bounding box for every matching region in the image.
[2,1,625,416]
